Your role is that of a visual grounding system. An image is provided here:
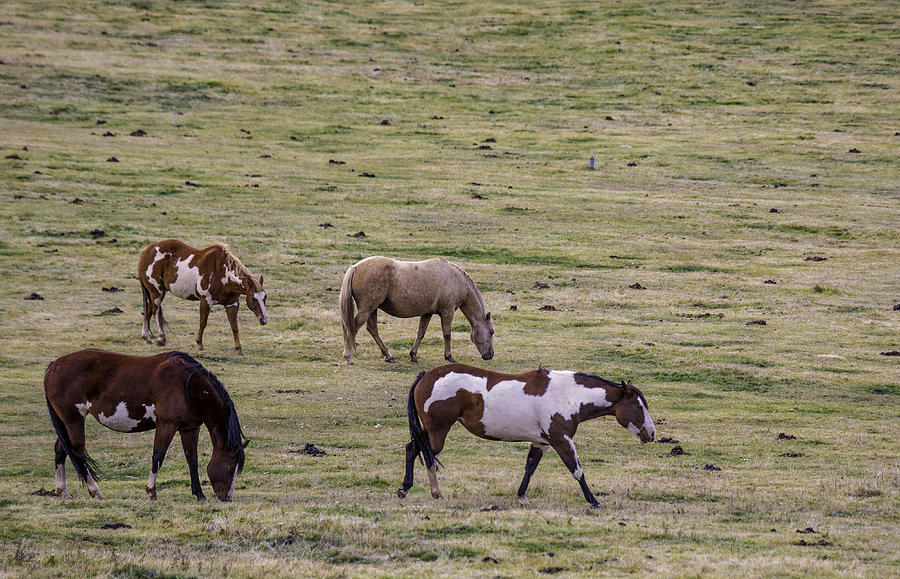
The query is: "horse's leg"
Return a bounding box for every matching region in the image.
[179,427,205,501]
[226,303,243,356]
[425,423,452,500]
[146,422,177,501]
[66,419,104,499]
[396,441,418,498]
[155,291,167,347]
[54,438,72,499]
[550,436,602,508]
[365,310,394,363]
[439,310,456,363]
[517,443,548,506]
[141,283,160,344]
[409,314,432,363]
[196,300,210,351]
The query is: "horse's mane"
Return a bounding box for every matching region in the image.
[166,351,246,472]
[575,372,648,408]
[447,259,486,312]
[212,243,253,282]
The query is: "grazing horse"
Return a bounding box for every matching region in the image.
[397,364,655,508]
[138,239,268,355]
[340,256,494,364]
[44,349,248,502]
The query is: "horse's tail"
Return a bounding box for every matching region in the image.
[140,279,152,325]
[45,395,101,484]
[407,371,440,470]
[339,264,357,355]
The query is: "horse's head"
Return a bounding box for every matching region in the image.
[207,439,248,502]
[614,381,655,443]
[470,311,494,360]
[244,275,268,325]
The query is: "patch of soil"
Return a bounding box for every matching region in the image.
[25,292,44,300]
[318,222,333,229]
[129,129,147,137]
[99,522,132,530]
[482,556,499,564]
[538,568,565,575]
[702,464,722,471]
[102,131,117,137]
[533,282,549,289]
[781,452,803,458]
[185,181,199,187]
[538,305,557,311]
[101,307,124,315]
[289,443,327,457]
[359,172,375,178]
[746,319,767,326]
[764,279,777,284]
[29,487,57,496]
[777,433,797,440]
[626,161,637,167]
[348,231,367,238]
[480,505,503,512]
[628,283,645,290]
[804,256,826,262]
[90,229,105,239]
[471,193,485,199]
[893,304,900,311]
[665,445,689,456]
[107,156,119,162]
[102,286,124,292]
[656,437,679,444]
[509,305,518,311]
[796,527,817,534]
[848,148,860,153]
[328,159,346,165]
[879,350,899,356]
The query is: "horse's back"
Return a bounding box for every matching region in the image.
[45,350,173,399]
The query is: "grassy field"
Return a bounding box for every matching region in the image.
[1,0,898,576]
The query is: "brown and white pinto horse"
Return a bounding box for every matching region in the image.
[138,239,268,355]
[340,256,494,364]
[44,349,248,502]
[397,364,655,508]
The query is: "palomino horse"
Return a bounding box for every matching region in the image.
[397,364,655,508]
[340,256,494,364]
[44,349,248,501]
[138,239,268,355]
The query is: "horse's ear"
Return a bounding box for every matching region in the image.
[259,275,264,286]
[486,311,491,320]
[242,439,250,449]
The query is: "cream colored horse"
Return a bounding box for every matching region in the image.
[340,256,494,364]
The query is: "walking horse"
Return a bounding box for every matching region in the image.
[397,364,655,508]
[340,256,494,364]
[44,349,248,501]
[138,239,268,356]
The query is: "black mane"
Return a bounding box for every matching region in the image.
[574,371,649,408]
[167,351,246,472]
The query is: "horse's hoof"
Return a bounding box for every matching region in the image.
[235,349,244,356]
[590,502,606,510]
[397,488,408,499]
[431,491,444,500]
[92,492,106,500]
[385,356,396,363]
[57,489,73,499]
[156,338,166,347]
[409,355,418,363]
[197,344,204,351]
[445,356,456,363]
[345,358,354,365]
[518,496,530,506]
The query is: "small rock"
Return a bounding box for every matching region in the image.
[102,286,124,292]
[656,437,679,444]
[628,283,646,290]
[99,523,132,530]
[185,181,199,187]
[777,433,796,440]
[25,292,44,301]
[328,159,346,165]
[764,279,777,284]
[482,556,499,564]
[533,282,549,289]
[769,208,779,213]
[129,129,147,137]
[746,320,767,326]
[666,445,689,456]
[359,172,375,178]
[805,256,826,262]
[318,222,333,229]
[90,229,106,239]
[538,305,557,311]
[796,527,817,534]
[880,350,900,357]
[848,148,860,153]
[348,231,367,239]
[107,156,119,162]
[380,119,391,125]
[509,305,518,311]
[781,452,803,458]
[480,505,502,512]
[703,464,722,471]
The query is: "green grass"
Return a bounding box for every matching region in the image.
[1,0,898,577]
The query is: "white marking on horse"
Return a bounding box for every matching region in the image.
[75,401,92,417]
[227,466,237,501]
[221,267,242,287]
[638,397,656,439]
[564,434,583,478]
[98,401,140,432]
[170,254,213,305]
[145,246,168,292]
[425,371,613,444]
[147,470,157,491]
[253,291,268,322]
[143,404,156,423]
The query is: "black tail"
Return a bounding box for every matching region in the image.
[46,396,101,484]
[407,371,440,470]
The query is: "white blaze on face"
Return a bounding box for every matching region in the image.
[145,246,168,292]
[627,397,656,440]
[253,291,268,322]
[75,401,92,417]
[143,404,156,423]
[425,371,612,444]
[169,254,213,305]
[227,465,238,501]
[98,401,140,432]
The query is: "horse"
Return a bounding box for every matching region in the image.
[44,349,248,502]
[138,239,268,356]
[339,256,494,364]
[397,363,655,508]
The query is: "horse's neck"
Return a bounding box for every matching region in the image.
[459,286,486,322]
